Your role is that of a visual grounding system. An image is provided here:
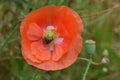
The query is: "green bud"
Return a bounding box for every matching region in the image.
[103,49,109,56]
[102,67,108,72]
[85,40,96,56]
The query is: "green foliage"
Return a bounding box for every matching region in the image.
[0,0,120,80]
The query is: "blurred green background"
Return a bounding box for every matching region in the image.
[0,0,120,80]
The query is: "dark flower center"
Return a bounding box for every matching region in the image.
[42,36,54,44]
[42,29,55,45]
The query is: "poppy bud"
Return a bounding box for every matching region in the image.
[85,40,96,56]
[101,57,110,64]
[103,49,109,57]
[102,67,108,72]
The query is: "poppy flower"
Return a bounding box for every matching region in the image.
[20,6,84,71]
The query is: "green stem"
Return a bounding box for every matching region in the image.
[82,58,92,80]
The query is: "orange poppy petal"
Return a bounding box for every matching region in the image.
[52,45,64,61]
[21,39,41,63]
[25,35,82,71]
[22,48,42,64]
[31,41,51,60]
[70,9,84,34]
[27,23,43,41]
[60,35,82,68]
[52,6,80,53]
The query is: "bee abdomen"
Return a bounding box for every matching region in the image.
[42,37,54,44]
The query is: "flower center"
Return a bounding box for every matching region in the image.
[42,26,56,51]
[42,30,55,44]
[42,26,56,45]
[42,25,64,51]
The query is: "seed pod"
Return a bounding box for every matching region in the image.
[85,40,96,56]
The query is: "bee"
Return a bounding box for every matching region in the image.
[42,36,54,44]
[42,30,55,45]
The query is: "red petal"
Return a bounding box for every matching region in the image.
[26,35,82,71]
[22,48,42,64]
[21,38,41,63]
[27,23,43,41]
[60,35,82,67]
[31,41,51,60]
[52,45,64,61]
[70,9,84,34]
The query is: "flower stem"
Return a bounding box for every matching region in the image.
[78,57,101,66]
[82,58,92,80]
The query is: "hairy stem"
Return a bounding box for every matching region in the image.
[82,58,92,80]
